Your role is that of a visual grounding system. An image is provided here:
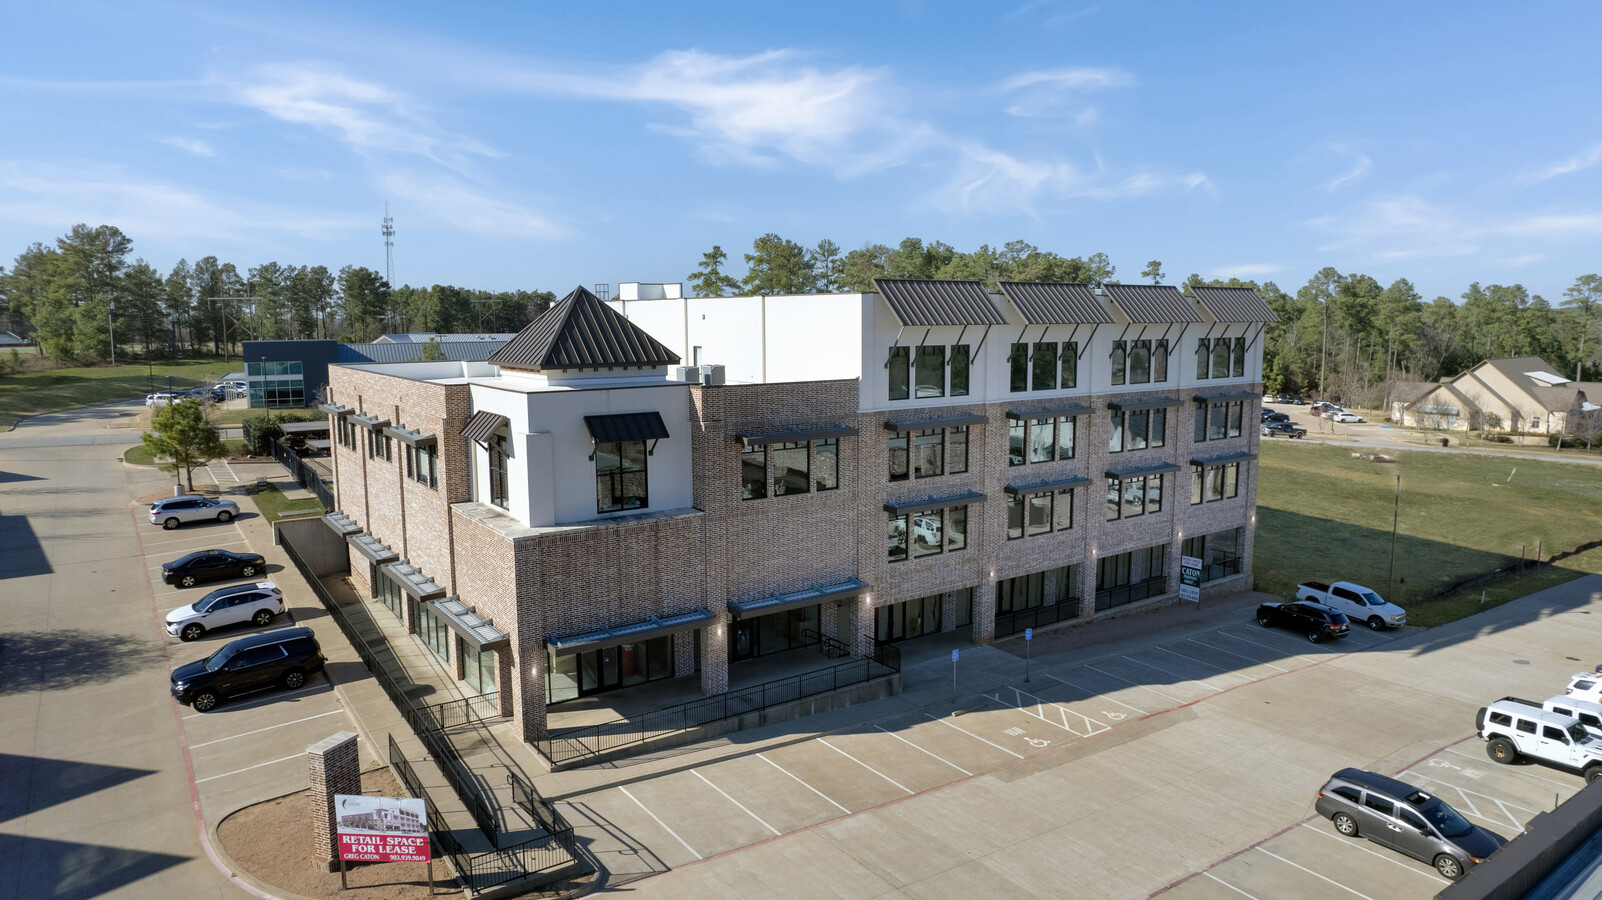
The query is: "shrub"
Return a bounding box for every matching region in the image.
[241,412,285,456]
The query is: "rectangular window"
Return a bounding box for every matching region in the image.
[947,505,967,552]
[1129,340,1151,384]
[912,510,943,558]
[773,442,809,495]
[1196,339,1210,379]
[815,438,839,491]
[1009,343,1029,392]
[888,346,910,401]
[404,443,414,478]
[1008,494,1026,539]
[1194,401,1207,442]
[1109,410,1124,453]
[1032,342,1057,391]
[1027,493,1053,536]
[997,571,1046,613]
[463,645,498,699]
[1008,419,1026,466]
[1208,401,1228,441]
[948,426,969,474]
[596,440,648,513]
[1028,418,1055,463]
[1106,476,1121,521]
[888,433,909,482]
[955,587,973,627]
[1191,464,1204,505]
[1128,409,1148,451]
[488,433,509,510]
[1207,465,1225,501]
[915,345,945,399]
[1147,473,1163,513]
[950,345,970,396]
[1151,408,1166,448]
[418,603,450,662]
[1110,340,1127,386]
[888,511,907,562]
[1061,341,1078,389]
[1227,401,1243,438]
[1058,416,1076,459]
[1225,461,1240,498]
[913,429,944,478]
[742,445,767,500]
[1122,475,1145,519]
[1153,340,1169,382]
[1212,339,1231,379]
[1054,489,1074,531]
[1232,337,1246,377]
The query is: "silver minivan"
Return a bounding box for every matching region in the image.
[1314,768,1506,880]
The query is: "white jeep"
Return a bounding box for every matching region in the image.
[1476,697,1602,782]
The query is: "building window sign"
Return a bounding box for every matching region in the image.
[596,440,648,513]
[1182,527,1243,583]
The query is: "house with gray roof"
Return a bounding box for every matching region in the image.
[1392,356,1602,435]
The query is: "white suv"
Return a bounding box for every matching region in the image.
[165,582,284,641]
[149,494,240,529]
[1477,697,1602,782]
[1565,672,1602,704]
[1546,695,1602,740]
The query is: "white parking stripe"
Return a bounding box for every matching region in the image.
[758,753,851,813]
[872,725,973,776]
[195,752,304,783]
[1441,746,1577,790]
[1298,823,1449,884]
[1187,637,1287,671]
[1151,645,1253,683]
[988,685,1108,736]
[1084,664,1183,704]
[817,738,912,794]
[925,713,1024,757]
[1257,847,1378,899]
[1213,629,1321,662]
[692,770,779,835]
[1121,653,1224,690]
[1400,771,1535,831]
[189,709,346,749]
[1048,672,1146,715]
[620,787,701,860]
[1204,871,1260,899]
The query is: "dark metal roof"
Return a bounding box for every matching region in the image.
[883,489,987,515]
[1006,402,1093,420]
[873,278,1007,327]
[998,282,1115,325]
[729,580,868,620]
[1106,396,1180,411]
[883,413,989,433]
[584,412,669,444]
[1190,286,1279,324]
[1190,450,1257,466]
[488,285,681,371]
[384,425,436,447]
[1192,389,1262,402]
[1105,461,1182,478]
[461,411,508,443]
[1004,474,1090,495]
[547,608,716,653]
[1103,284,1203,324]
[427,598,509,651]
[736,424,858,447]
[338,340,512,364]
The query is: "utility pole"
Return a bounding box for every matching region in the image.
[1388,474,1401,600]
[108,301,116,365]
[206,296,263,364]
[1319,299,1329,400]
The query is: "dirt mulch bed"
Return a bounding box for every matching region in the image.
[217,768,464,899]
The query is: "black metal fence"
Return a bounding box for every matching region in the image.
[270,438,333,509]
[1094,575,1169,612]
[537,632,900,768]
[994,599,1081,638]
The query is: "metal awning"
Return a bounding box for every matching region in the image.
[584,411,669,443]
[873,278,1007,326]
[426,597,509,651]
[729,580,868,620]
[348,532,398,564]
[381,561,447,600]
[1105,461,1183,479]
[1106,396,1180,412]
[736,424,858,448]
[281,420,331,434]
[305,439,331,451]
[546,608,716,654]
[322,511,362,536]
[384,425,437,448]
[1190,285,1280,324]
[1103,283,1203,324]
[882,413,988,433]
[997,281,1115,325]
[883,489,986,515]
[349,413,390,429]
[1005,403,1093,421]
[1004,474,1090,495]
[1190,450,1257,467]
[1192,389,1262,402]
[461,410,508,443]
[318,403,353,416]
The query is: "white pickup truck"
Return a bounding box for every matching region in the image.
[1295,581,1407,630]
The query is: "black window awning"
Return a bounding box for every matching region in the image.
[1191,451,1257,467]
[1005,474,1090,495]
[382,561,447,600]
[348,531,398,564]
[322,511,361,536]
[461,410,508,443]
[384,425,437,448]
[737,424,858,447]
[584,411,669,444]
[873,278,1007,326]
[426,597,509,651]
[1005,403,1093,421]
[1193,389,1261,402]
[546,608,716,654]
[1107,396,1180,412]
[883,489,986,515]
[729,580,867,620]
[883,413,988,433]
[1106,461,1183,479]
[318,403,353,417]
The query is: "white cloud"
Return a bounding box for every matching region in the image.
[159,137,214,157]
[924,143,1207,215]
[1307,194,1602,261]
[998,66,1135,118]
[1528,142,1602,182]
[1324,148,1370,192]
[379,170,564,241]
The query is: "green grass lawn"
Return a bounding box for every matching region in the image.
[1255,441,1602,624]
[250,483,326,525]
[0,357,235,429]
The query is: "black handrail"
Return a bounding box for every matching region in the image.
[994,600,1081,638]
[269,438,334,509]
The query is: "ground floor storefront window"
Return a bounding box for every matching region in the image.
[1095,545,1167,611]
[875,595,941,644]
[418,603,450,662]
[462,643,498,701]
[1181,527,1243,583]
[995,565,1080,636]
[546,634,679,703]
[373,566,404,620]
[731,604,819,662]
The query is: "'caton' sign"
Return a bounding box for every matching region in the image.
[335,794,430,862]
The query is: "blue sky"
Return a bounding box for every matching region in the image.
[2,1,1599,303]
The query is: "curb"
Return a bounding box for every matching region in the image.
[211,801,308,900]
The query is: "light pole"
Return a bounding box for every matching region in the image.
[1387,473,1401,599]
[108,301,116,366]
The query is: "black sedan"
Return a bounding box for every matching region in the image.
[162,549,267,587]
[1257,600,1350,643]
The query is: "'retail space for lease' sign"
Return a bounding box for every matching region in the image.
[336,794,430,862]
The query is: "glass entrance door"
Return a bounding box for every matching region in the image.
[730,620,757,661]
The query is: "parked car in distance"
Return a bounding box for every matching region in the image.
[1565,672,1602,705]
[165,582,284,641]
[1332,412,1364,423]
[1256,600,1350,643]
[1477,697,1602,781]
[1310,400,1335,413]
[1262,411,1290,423]
[1545,695,1602,740]
[1275,393,1294,403]
[162,548,267,587]
[170,626,324,711]
[1296,581,1406,630]
[1315,768,1505,880]
[149,494,240,529]
[145,391,179,407]
[1262,421,1307,439]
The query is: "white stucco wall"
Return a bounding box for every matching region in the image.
[609,294,863,385]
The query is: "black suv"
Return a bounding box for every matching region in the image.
[170,627,325,712]
[162,548,267,587]
[1256,600,1350,643]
